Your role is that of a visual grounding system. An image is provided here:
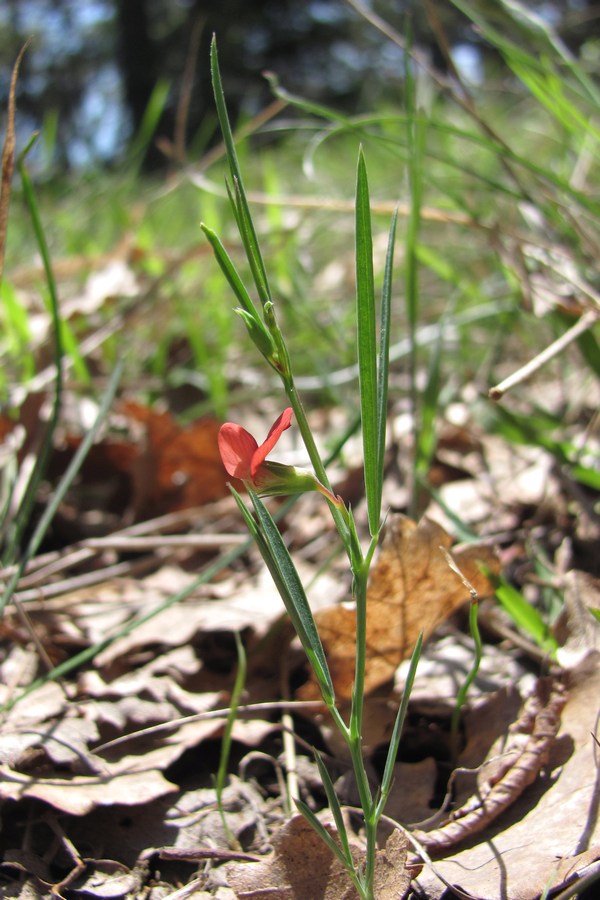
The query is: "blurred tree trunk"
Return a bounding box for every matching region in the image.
[115,0,165,169]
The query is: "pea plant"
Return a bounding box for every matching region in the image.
[203,38,421,899]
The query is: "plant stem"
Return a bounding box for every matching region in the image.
[450,598,482,763]
[349,554,377,895]
[283,375,356,561]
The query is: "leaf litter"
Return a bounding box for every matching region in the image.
[0,382,599,899]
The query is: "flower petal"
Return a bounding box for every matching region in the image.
[250,407,293,477]
[218,422,258,479]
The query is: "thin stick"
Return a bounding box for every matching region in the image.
[489,308,599,400]
[0,42,30,284]
[173,14,205,164]
[93,699,325,753]
[83,533,245,551]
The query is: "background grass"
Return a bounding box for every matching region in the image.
[2,1,598,489]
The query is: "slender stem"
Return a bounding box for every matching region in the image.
[450,599,482,763]
[283,376,356,561]
[348,556,377,895]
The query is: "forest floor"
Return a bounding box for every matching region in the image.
[1,359,599,899]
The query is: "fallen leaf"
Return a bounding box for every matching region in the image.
[412,676,567,855]
[556,569,600,668]
[0,766,176,815]
[299,515,499,700]
[220,814,411,899]
[413,656,600,899]
[122,401,229,517]
[46,400,230,527]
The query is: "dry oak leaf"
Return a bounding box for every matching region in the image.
[299,515,499,701]
[120,401,230,517]
[0,766,176,815]
[55,401,230,520]
[221,814,411,899]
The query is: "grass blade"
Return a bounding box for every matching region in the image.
[355,148,379,536]
[210,36,272,306]
[0,358,124,617]
[376,631,422,818]
[495,577,558,655]
[294,798,356,873]
[313,750,354,865]
[2,143,65,566]
[376,209,397,501]
[127,79,171,174]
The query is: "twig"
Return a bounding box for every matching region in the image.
[173,14,205,164]
[489,308,599,400]
[0,41,30,285]
[92,699,324,754]
[83,533,245,551]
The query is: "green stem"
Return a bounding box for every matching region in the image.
[283,375,357,562]
[215,630,247,848]
[450,599,482,763]
[349,555,377,896]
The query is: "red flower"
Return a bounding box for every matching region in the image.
[218,407,345,506]
[218,407,293,484]
[219,407,344,505]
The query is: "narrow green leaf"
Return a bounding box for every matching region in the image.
[248,491,335,705]
[210,37,271,306]
[376,209,397,504]
[495,578,558,655]
[569,464,600,492]
[294,799,354,872]
[231,176,272,308]
[355,148,379,536]
[376,631,422,819]
[576,328,600,379]
[200,223,267,331]
[314,751,354,865]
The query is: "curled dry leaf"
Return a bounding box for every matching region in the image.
[415,657,600,900]
[411,676,567,855]
[299,515,500,701]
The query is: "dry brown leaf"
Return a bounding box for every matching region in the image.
[299,515,499,700]
[414,656,600,899]
[122,401,229,517]
[0,766,176,815]
[556,569,600,667]
[412,677,567,855]
[220,814,410,899]
[47,400,229,525]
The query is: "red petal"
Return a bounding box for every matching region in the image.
[218,423,258,479]
[250,407,293,477]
